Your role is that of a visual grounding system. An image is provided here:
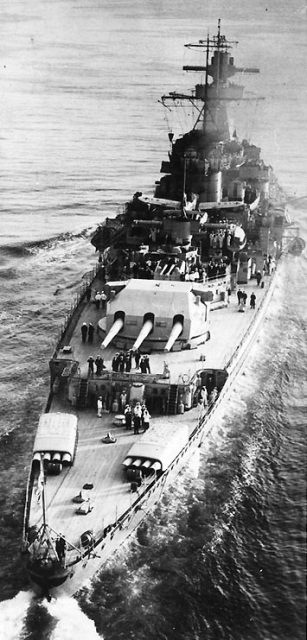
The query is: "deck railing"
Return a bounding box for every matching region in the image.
[50,263,100,358]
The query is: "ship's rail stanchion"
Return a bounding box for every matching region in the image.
[50,260,103,357]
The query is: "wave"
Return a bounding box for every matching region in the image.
[0,227,98,258]
[0,267,19,279]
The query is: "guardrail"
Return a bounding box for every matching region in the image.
[50,263,100,357]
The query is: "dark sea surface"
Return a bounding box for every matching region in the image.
[0,1,306,639]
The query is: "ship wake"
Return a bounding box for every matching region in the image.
[0,592,103,640]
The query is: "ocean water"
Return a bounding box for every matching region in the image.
[0,1,306,639]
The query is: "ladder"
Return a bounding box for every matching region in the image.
[167,384,178,415]
[77,379,88,409]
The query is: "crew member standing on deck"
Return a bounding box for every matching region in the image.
[209,387,218,406]
[124,350,132,372]
[88,323,94,343]
[118,352,125,373]
[81,323,88,343]
[94,291,101,309]
[200,385,208,406]
[97,396,103,417]
[120,388,127,412]
[124,404,132,429]
[56,535,66,564]
[142,406,150,432]
[100,291,107,313]
[112,353,119,372]
[134,349,141,369]
[144,355,151,373]
[250,292,256,309]
[87,356,94,377]
[133,403,142,434]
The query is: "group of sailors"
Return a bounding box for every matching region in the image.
[87,355,106,376]
[124,402,151,434]
[111,350,151,374]
[208,223,239,251]
[81,322,95,344]
[86,283,108,308]
[199,384,218,408]
[206,258,228,279]
[237,289,256,310]
[97,395,151,434]
[94,290,107,310]
[118,247,229,285]
[87,350,152,377]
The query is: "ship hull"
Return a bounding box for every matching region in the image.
[27,264,280,599]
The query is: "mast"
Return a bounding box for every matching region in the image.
[161,19,260,140]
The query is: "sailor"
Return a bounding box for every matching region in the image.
[87,355,95,377]
[139,356,147,374]
[100,291,107,312]
[120,388,127,412]
[134,349,141,369]
[94,291,101,309]
[55,535,66,563]
[112,353,119,372]
[237,289,243,305]
[133,403,142,434]
[209,387,218,406]
[124,404,132,429]
[81,322,88,343]
[95,355,105,376]
[242,291,247,306]
[124,350,132,372]
[118,352,125,373]
[88,323,95,343]
[144,355,151,373]
[256,271,262,286]
[97,396,103,417]
[250,292,256,309]
[141,406,150,432]
[200,386,208,406]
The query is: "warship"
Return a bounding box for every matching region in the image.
[22,21,303,599]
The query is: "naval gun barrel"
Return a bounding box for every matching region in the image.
[132,319,153,351]
[164,320,183,352]
[101,317,124,349]
[132,220,163,226]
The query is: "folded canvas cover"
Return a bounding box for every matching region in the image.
[33,413,78,458]
[126,422,188,471]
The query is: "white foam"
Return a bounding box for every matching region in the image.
[47,596,103,640]
[0,591,33,640]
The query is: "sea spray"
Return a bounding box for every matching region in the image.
[0,591,33,640]
[47,596,103,640]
